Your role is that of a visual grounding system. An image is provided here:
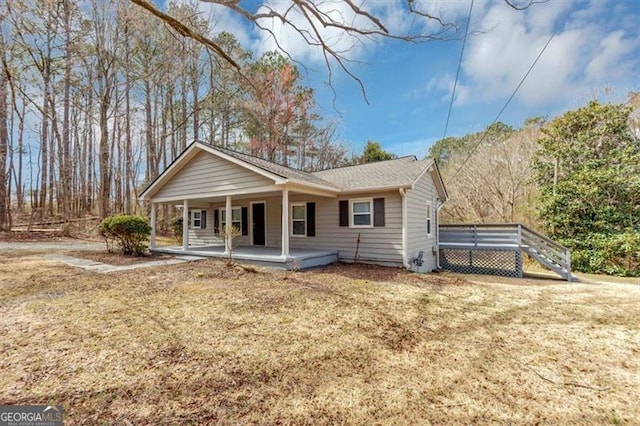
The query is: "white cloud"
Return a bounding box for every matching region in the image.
[250,0,467,65]
[585,31,636,81]
[461,2,585,105]
[172,0,253,48]
[251,0,385,63]
[426,74,472,105]
[434,0,639,106]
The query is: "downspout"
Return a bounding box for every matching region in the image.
[399,188,410,269]
[436,199,444,269]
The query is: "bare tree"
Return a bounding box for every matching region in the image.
[0,28,9,230]
[441,124,539,225]
[89,0,121,219]
[130,0,456,101]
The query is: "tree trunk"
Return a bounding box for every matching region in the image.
[0,34,9,230]
[60,0,73,220]
[38,64,50,218]
[98,90,110,219]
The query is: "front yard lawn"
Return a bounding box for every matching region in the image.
[1,253,638,424]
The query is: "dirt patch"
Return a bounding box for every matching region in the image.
[317,262,470,286]
[1,254,638,425]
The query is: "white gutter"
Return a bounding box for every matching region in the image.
[399,188,409,269]
[340,184,413,194]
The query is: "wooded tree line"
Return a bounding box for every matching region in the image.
[432,96,640,276]
[0,0,349,230]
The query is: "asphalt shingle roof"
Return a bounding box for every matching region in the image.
[204,142,433,192]
[312,156,434,191]
[206,144,340,189]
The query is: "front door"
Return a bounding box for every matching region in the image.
[252,202,266,246]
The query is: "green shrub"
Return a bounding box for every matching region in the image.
[99,215,151,256]
[170,216,183,244]
[564,230,640,277]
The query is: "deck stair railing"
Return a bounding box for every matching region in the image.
[439,223,577,281]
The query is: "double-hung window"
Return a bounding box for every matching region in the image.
[426,204,432,236]
[190,210,205,229]
[220,207,242,232]
[350,199,373,227]
[291,203,307,236]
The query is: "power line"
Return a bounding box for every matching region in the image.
[452,30,556,178]
[442,0,475,141]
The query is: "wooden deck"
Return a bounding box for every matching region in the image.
[152,245,338,270]
[439,224,576,281]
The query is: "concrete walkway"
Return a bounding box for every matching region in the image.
[44,254,205,274]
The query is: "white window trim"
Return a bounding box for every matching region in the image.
[219,206,242,232]
[426,203,432,236]
[190,210,202,229]
[349,198,373,228]
[290,202,307,237]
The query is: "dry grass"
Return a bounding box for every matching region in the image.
[0,253,638,425]
[64,251,173,266]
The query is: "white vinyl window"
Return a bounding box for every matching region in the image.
[220,207,242,232]
[291,203,307,236]
[426,203,432,236]
[350,198,373,228]
[191,210,202,229]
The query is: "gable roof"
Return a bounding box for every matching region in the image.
[140,141,447,201]
[312,156,429,192]
[211,144,340,189]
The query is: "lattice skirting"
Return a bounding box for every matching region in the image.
[440,248,523,278]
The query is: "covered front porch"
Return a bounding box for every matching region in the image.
[153,245,338,270]
[140,142,343,270]
[146,186,336,269]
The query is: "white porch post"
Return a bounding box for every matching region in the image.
[150,202,157,249]
[182,199,189,250]
[224,195,232,254]
[281,189,289,258]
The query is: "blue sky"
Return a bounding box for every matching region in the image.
[176,0,640,157]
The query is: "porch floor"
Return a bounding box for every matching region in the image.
[151,245,338,270]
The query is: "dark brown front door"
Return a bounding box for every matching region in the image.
[252,203,266,246]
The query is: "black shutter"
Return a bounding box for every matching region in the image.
[339,200,348,227]
[241,207,248,236]
[201,210,207,229]
[214,209,219,235]
[307,202,316,237]
[374,198,385,227]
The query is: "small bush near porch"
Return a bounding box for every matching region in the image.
[1,254,638,424]
[99,215,151,256]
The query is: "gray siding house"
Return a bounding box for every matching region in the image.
[139,141,447,271]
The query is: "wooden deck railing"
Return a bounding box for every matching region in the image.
[439,224,575,281]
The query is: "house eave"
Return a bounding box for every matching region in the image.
[338,184,412,194]
[284,181,340,197]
